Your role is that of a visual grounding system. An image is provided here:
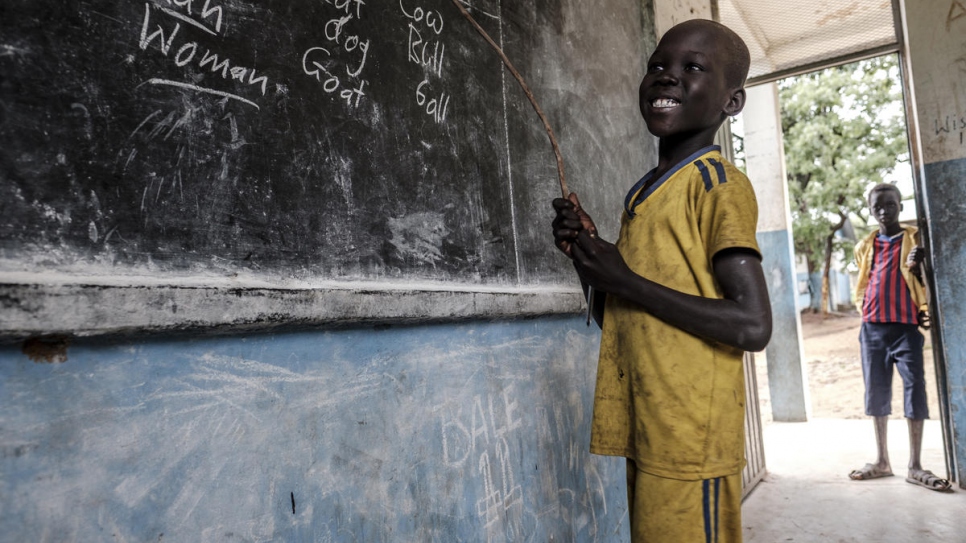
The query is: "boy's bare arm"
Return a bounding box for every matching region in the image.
[571,230,772,352]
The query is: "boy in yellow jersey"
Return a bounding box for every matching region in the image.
[551,19,772,542]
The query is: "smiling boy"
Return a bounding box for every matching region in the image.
[551,19,771,542]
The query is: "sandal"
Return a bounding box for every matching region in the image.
[848,463,894,480]
[906,469,953,492]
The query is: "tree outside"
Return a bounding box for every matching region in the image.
[778,54,911,314]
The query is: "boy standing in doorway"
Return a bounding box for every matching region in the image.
[849,183,951,492]
[551,19,772,542]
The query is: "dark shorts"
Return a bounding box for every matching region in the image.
[859,322,928,419]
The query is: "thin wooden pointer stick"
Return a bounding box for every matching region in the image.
[450,0,569,198]
[452,1,595,326]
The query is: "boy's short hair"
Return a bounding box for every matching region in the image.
[720,24,751,89]
[674,19,750,89]
[868,183,902,204]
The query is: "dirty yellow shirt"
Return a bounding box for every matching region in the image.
[590,146,761,480]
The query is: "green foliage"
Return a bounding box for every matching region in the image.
[780,55,909,277]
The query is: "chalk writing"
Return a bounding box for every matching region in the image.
[402,0,445,76]
[158,0,225,33]
[399,0,453,124]
[439,386,524,531]
[477,438,524,530]
[440,387,522,468]
[138,3,268,108]
[321,0,366,19]
[948,0,966,31]
[415,79,451,123]
[302,1,372,108]
[400,0,444,35]
[934,114,966,145]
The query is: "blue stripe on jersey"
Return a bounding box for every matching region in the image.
[714,477,721,542]
[695,160,714,192]
[703,479,712,543]
[708,158,727,185]
[624,145,721,217]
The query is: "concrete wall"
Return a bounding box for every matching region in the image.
[0,317,629,542]
[902,0,966,484]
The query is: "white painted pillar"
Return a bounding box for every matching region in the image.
[743,83,811,422]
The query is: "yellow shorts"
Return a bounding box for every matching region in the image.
[626,460,742,543]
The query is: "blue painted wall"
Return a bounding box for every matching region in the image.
[796,271,853,313]
[923,156,966,484]
[756,229,809,421]
[0,317,629,542]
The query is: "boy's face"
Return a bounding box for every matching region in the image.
[869,189,902,230]
[639,24,743,139]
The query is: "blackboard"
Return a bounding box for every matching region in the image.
[0,0,655,336]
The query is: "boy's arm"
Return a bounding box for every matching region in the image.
[570,231,772,352]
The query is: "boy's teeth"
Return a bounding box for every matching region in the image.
[652,98,678,107]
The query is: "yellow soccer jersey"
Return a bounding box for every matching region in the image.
[589,145,761,480]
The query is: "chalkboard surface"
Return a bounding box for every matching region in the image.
[1,0,528,278]
[0,0,654,335]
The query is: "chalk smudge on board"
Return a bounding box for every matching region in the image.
[387,212,450,265]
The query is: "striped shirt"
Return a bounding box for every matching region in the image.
[862,233,918,324]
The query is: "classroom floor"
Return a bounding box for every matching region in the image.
[742,418,966,542]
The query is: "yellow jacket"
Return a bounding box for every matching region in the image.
[853,224,928,311]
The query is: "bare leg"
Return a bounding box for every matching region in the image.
[907,418,924,472]
[873,415,892,473]
[850,415,894,479]
[905,418,952,490]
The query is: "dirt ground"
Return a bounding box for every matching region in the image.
[754,310,940,423]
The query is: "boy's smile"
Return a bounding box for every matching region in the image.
[639,22,742,146]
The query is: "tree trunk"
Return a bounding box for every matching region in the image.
[821,232,835,316]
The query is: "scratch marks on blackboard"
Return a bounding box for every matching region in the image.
[38,203,72,229]
[70,103,93,140]
[130,110,164,139]
[387,212,450,265]
[333,156,354,207]
[0,44,30,58]
[91,10,125,26]
[224,113,248,151]
[493,0,521,281]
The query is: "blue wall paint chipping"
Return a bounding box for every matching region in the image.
[923,157,966,484]
[0,317,628,542]
[757,229,809,421]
